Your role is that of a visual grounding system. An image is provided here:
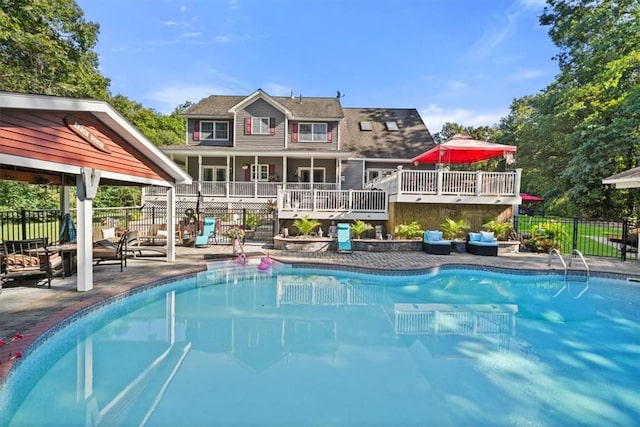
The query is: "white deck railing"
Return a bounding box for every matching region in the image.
[278,189,388,213]
[369,168,521,196]
[143,181,340,198]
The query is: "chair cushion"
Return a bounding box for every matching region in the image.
[101,227,116,239]
[480,231,495,243]
[157,229,168,237]
[469,232,481,242]
[425,230,441,242]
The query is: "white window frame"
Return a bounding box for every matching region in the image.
[252,117,270,135]
[200,121,229,140]
[203,166,227,182]
[298,167,326,183]
[366,168,395,183]
[251,164,269,181]
[299,122,328,142]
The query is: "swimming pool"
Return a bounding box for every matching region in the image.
[1,261,639,426]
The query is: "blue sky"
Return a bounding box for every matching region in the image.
[76,0,558,133]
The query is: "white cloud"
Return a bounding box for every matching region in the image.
[179,32,203,39]
[448,80,468,90]
[508,68,544,81]
[161,20,181,26]
[468,12,516,60]
[420,104,507,134]
[147,83,240,113]
[263,83,292,97]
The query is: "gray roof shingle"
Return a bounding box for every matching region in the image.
[340,108,435,159]
[184,93,344,119]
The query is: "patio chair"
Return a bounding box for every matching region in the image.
[93,231,129,271]
[1,238,63,288]
[337,223,352,254]
[125,230,166,258]
[422,230,451,255]
[466,231,499,256]
[195,217,217,247]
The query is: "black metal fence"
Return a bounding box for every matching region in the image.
[0,205,277,245]
[2,208,638,260]
[514,215,639,260]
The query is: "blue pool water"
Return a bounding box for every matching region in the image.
[1,261,639,426]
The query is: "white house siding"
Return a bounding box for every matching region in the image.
[235,99,286,149]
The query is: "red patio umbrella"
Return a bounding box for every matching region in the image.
[520,193,544,202]
[411,134,517,165]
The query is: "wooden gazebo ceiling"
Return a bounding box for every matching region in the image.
[0,165,145,187]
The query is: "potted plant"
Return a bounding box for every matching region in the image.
[292,215,321,237]
[394,221,423,240]
[440,217,470,252]
[351,220,373,239]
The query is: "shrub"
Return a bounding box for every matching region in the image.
[293,215,320,236]
[351,220,373,239]
[525,220,568,252]
[482,219,514,241]
[440,217,470,240]
[245,213,261,230]
[394,221,423,240]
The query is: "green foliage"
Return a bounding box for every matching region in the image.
[482,220,513,241]
[93,186,140,208]
[293,215,320,236]
[394,221,423,240]
[245,213,261,230]
[109,95,185,146]
[440,217,470,240]
[351,220,373,239]
[0,0,110,99]
[524,221,570,253]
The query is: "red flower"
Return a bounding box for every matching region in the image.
[8,352,23,361]
[14,333,23,339]
[0,339,4,347]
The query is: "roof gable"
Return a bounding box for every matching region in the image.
[183,90,343,120]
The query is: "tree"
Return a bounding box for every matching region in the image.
[109,95,185,146]
[0,0,110,99]
[538,0,640,217]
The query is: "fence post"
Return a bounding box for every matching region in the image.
[572,217,579,251]
[622,218,629,261]
[20,209,27,240]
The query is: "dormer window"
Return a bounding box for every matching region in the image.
[386,121,399,131]
[299,123,328,142]
[359,121,372,131]
[200,121,229,140]
[252,117,271,135]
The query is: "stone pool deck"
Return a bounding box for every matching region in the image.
[1,242,639,382]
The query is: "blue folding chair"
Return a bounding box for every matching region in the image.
[195,217,217,247]
[337,223,352,253]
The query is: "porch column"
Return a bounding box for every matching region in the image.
[226,156,231,198]
[254,155,259,198]
[283,156,288,190]
[310,157,315,186]
[76,167,100,292]
[167,186,176,262]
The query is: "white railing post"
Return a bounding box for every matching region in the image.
[476,171,482,196]
[349,189,353,211]
[514,168,522,196]
[313,189,317,212]
[396,166,403,195]
[437,170,443,195]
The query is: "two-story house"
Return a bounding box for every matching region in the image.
[143,89,521,238]
[145,89,435,215]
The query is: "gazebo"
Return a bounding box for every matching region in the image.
[0,92,191,291]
